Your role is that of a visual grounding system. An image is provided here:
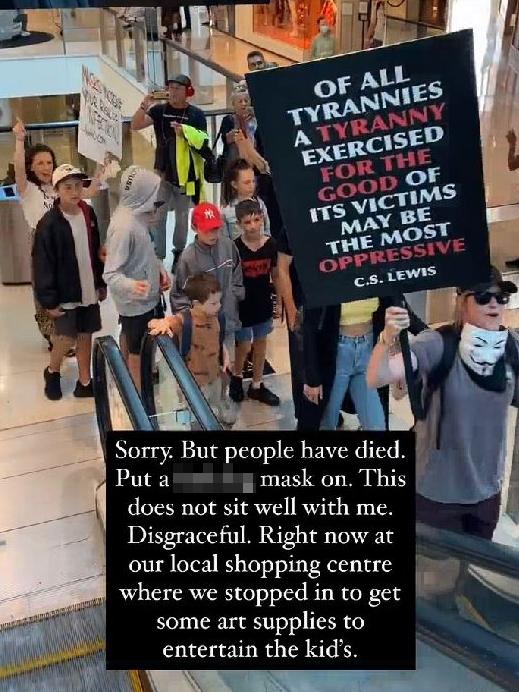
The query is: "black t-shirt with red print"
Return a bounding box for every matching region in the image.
[235,236,277,327]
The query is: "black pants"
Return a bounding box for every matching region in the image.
[416,492,501,540]
[287,324,304,421]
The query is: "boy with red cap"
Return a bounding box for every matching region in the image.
[170,202,244,350]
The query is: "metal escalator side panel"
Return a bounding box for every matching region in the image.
[417,598,519,691]
[141,334,222,432]
[93,336,153,460]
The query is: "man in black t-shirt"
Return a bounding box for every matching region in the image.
[131,74,207,269]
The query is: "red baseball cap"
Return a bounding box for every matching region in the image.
[192,202,223,233]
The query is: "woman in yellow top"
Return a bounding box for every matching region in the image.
[301,296,426,431]
[320,298,384,429]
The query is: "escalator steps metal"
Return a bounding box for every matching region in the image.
[0,597,142,691]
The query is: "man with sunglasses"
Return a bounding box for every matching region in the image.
[104,166,171,392]
[367,266,519,541]
[246,50,278,73]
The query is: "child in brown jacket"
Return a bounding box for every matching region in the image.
[148,272,236,426]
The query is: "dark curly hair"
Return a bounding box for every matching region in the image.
[25,144,57,188]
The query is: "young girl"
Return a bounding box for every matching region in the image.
[221,159,270,241]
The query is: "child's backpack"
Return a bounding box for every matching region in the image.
[179,310,226,362]
[415,324,519,422]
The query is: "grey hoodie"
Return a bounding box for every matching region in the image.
[170,234,245,333]
[104,167,163,317]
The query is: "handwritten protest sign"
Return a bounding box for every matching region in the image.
[247,30,490,308]
[78,66,123,164]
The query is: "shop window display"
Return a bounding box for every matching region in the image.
[252,0,337,51]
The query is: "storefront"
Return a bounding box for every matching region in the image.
[234,0,448,63]
[235,0,340,62]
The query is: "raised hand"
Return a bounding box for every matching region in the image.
[13,117,26,142]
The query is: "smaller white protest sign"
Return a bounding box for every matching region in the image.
[78,66,123,164]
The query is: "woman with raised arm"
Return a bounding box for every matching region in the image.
[12,117,102,349]
[367,267,519,540]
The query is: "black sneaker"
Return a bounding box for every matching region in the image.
[505,257,519,269]
[229,375,244,403]
[74,380,94,398]
[44,367,62,401]
[248,383,280,406]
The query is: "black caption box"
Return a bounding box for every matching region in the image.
[106,431,415,670]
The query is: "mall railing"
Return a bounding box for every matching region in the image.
[99,8,240,107]
[93,335,153,461]
[386,16,443,44]
[141,333,222,432]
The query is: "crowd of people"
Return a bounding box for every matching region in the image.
[12,57,519,548]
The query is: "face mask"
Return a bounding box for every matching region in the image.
[320,25,330,34]
[459,323,508,376]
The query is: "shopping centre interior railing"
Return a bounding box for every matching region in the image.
[92,335,153,459]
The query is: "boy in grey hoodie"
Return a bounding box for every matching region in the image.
[104,166,171,390]
[170,202,244,351]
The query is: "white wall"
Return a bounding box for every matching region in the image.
[0,51,154,143]
[0,53,148,116]
[0,54,99,99]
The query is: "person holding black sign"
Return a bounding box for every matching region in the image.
[131,75,207,271]
[300,297,425,431]
[367,267,519,539]
[277,227,305,422]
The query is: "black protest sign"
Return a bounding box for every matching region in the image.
[246,30,490,309]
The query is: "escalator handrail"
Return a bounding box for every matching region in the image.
[141,334,222,431]
[417,598,519,691]
[0,110,233,135]
[93,336,153,457]
[417,522,519,580]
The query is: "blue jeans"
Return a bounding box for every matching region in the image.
[321,331,385,431]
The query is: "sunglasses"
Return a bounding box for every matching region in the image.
[154,201,165,209]
[467,291,510,305]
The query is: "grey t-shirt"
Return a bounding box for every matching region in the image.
[411,329,519,504]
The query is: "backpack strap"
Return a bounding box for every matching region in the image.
[179,310,192,359]
[505,332,519,378]
[212,119,225,151]
[218,312,226,364]
[421,324,460,448]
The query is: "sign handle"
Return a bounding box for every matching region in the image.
[394,295,424,421]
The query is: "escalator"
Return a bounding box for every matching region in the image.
[92,336,519,692]
[0,338,152,692]
[184,526,519,692]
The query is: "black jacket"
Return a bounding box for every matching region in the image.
[303,297,427,389]
[33,201,105,310]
